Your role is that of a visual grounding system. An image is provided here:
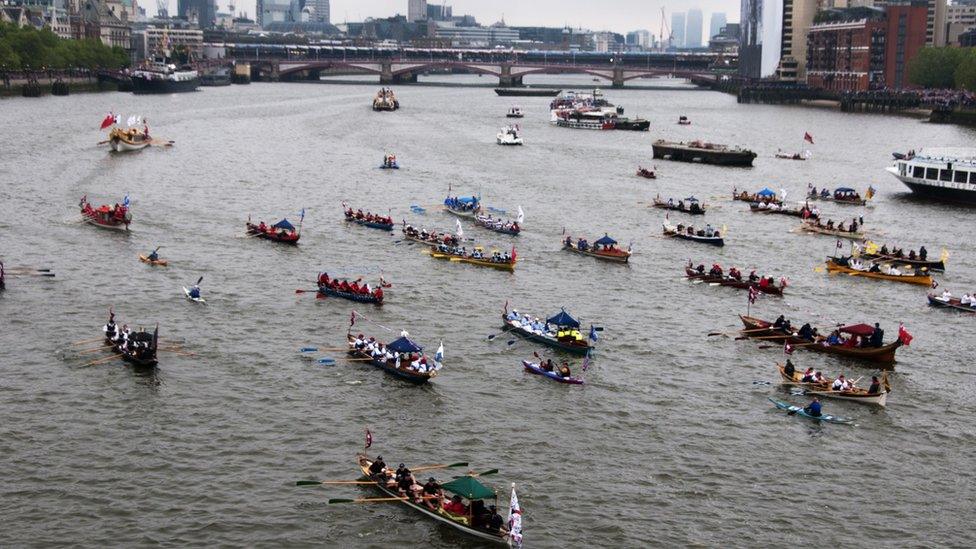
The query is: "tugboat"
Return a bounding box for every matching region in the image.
[372,88,399,111]
[887,147,976,204]
[506,106,524,118]
[678,115,691,125]
[652,139,757,167]
[131,56,199,94]
[497,125,524,145]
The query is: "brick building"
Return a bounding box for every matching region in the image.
[806,13,886,92]
[884,1,928,89]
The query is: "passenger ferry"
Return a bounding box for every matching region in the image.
[886,148,976,204]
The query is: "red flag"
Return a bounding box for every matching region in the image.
[784,341,794,355]
[898,323,913,346]
[365,428,373,449]
[748,286,758,305]
[511,246,517,263]
[100,113,115,130]
[804,132,814,144]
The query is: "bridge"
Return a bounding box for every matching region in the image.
[210,44,734,87]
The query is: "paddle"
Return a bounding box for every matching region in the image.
[300,347,348,353]
[412,462,469,472]
[71,337,108,346]
[486,327,511,341]
[328,495,436,504]
[296,480,376,486]
[83,353,121,367]
[317,358,336,365]
[157,349,196,357]
[453,468,498,478]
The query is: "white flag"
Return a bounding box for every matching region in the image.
[516,205,524,224]
[508,483,523,548]
[434,341,444,370]
[780,188,788,201]
[126,115,137,127]
[456,219,463,239]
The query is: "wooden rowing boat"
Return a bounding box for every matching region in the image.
[355,455,510,545]
[860,253,944,271]
[502,313,592,355]
[768,398,853,424]
[733,191,781,205]
[777,364,888,406]
[684,267,784,295]
[824,258,933,286]
[798,221,864,240]
[663,222,724,246]
[474,213,521,235]
[80,197,130,231]
[429,250,516,271]
[522,360,584,384]
[927,293,976,313]
[748,203,818,219]
[739,315,902,366]
[346,334,435,384]
[246,222,300,244]
[562,242,631,262]
[344,213,394,231]
[319,284,383,304]
[652,197,705,215]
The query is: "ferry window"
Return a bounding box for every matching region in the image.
[940,169,952,181]
[955,170,968,183]
[913,166,924,178]
[925,167,937,180]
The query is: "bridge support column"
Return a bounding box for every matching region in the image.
[306,69,321,81]
[392,72,417,84]
[497,64,522,87]
[380,60,394,84]
[612,67,625,88]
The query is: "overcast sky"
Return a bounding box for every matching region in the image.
[204,0,741,35]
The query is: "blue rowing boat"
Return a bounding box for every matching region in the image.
[522,360,584,384]
[768,397,853,424]
[318,285,382,304]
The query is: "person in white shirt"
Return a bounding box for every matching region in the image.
[961,294,972,305]
[941,289,952,302]
[832,374,850,391]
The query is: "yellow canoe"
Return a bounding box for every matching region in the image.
[139,254,168,267]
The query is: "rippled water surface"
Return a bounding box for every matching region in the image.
[2,74,976,547]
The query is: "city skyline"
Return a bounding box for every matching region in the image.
[160,0,739,35]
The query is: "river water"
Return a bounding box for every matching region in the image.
[2,73,975,547]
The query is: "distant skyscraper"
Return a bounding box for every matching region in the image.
[709,12,727,39]
[178,0,216,27]
[408,0,427,22]
[306,0,328,22]
[685,8,703,48]
[671,11,686,47]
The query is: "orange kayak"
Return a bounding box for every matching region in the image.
[139,254,168,266]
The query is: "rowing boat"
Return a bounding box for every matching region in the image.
[562,242,631,262]
[859,253,945,271]
[927,293,976,313]
[684,267,784,295]
[777,364,888,406]
[748,203,818,219]
[246,221,301,244]
[429,250,516,271]
[824,258,933,286]
[768,398,853,424]
[652,197,705,215]
[80,196,131,231]
[355,455,510,545]
[319,284,383,304]
[733,191,781,205]
[474,213,521,236]
[798,221,864,240]
[502,310,593,355]
[346,334,434,384]
[663,222,724,246]
[522,360,584,384]
[739,315,901,365]
[443,195,481,219]
[139,254,168,266]
[344,212,394,231]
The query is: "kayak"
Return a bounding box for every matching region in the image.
[522,360,584,385]
[182,286,206,304]
[768,397,852,425]
[139,254,168,266]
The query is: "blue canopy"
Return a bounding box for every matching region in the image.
[835,187,855,193]
[445,196,479,205]
[387,336,423,353]
[594,234,617,246]
[757,188,776,196]
[547,309,580,328]
[273,219,295,231]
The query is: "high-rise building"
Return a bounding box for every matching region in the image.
[709,12,727,39]
[856,0,946,46]
[177,0,215,27]
[671,11,686,47]
[685,8,703,47]
[806,9,886,91]
[626,29,651,48]
[426,3,450,21]
[407,0,426,22]
[778,0,819,80]
[885,1,929,88]
[305,0,327,22]
[739,0,783,78]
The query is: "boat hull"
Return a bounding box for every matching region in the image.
[663,226,723,246]
[768,398,853,424]
[685,268,783,295]
[131,76,199,94]
[246,223,300,244]
[653,200,705,215]
[318,285,382,304]
[798,223,864,240]
[139,255,168,266]
[778,365,887,406]
[345,216,394,231]
[346,336,432,384]
[522,360,584,384]
[494,88,560,97]
[562,244,631,262]
[739,315,901,366]
[503,315,591,355]
[429,251,516,271]
[652,142,756,166]
[927,294,976,313]
[824,259,932,286]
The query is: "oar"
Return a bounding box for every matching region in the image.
[328,497,410,504]
[71,337,108,346]
[78,346,112,355]
[83,353,121,367]
[296,480,377,486]
[708,326,769,337]
[412,462,469,473]
[453,468,498,478]
[486,328,511,341]
[300,347,348,353]
[196,275,204,286]
[157,349,196,357]
[317,358,336,365]
[295,289,319,294]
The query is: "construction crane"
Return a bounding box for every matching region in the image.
[659,7,672,51]
[156,0,168,18]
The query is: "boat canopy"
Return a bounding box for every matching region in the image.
[440,476,495,500]
[684,196,699,202]
[446,196,479,204]
[547,309,580,328]
[757,188,776,196]
[387,336,423,353]
[594,234,617,246]
[835,187,856,193]
[839,323,875,336]
[273,219,296,231]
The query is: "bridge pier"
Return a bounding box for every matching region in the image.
[612,67,625,89]
[497,64,523,88]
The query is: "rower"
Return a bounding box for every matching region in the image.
[748,270,759,282]
[800,367,816,382]
[485,505,508,535]
[444,495,467,516]
[867,376,882,395]
[188,285,201,300]
[558,362,571,378]
[869,323,884,348]
[804,396,822,417]
[541,358,555,372]
[941,289,952,302]
[368,455,387,477]
[832,374,849,391]
[147,248,160,262]
[773,315,785,329]
[797,323,814,341]
[422,477,441,510]
[783,359,796,379]
[919,246,928,261]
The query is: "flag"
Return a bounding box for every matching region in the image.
[123,194,130,207]
[456,219,463,239]
[349,310,356,327]
[784,341,794,355]
[300,208,305,222]
[582,351,591,372]
[931,279,939,289]
[507,484,523,549]
[804,132,814,144]
[511,246,517,263]
[780,188,787,201]
[434,341,444,370]
[100,113,115,129]
[851,243,861,258]
[866,186,876,200]
[748,286,758,305]
[865,241,879,255]
[941,248,950,262]
[126,115,137,127]
[898,323,913,346]
[516,205,524,224]
[589,325,598,342]
[365,428,372,449]
[836,239,843,249]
